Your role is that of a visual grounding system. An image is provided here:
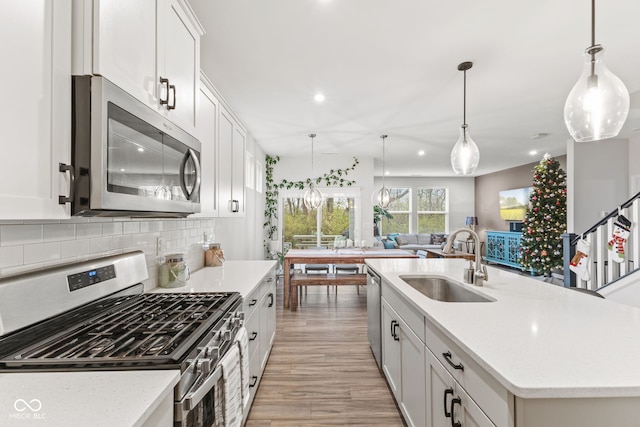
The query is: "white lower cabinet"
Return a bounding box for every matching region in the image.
[259,276,276,370]
[426,349,494,427]
[242,266,276,414]
[381,295,426,427]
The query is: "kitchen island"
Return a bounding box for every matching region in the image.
[365,257,640,426]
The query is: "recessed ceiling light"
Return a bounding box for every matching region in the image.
[137,147,144,152]
[418,150,425,156]
[530,133,549,140]
[120,168,126,172]
[384,171,390,176]
[314,93,325,103]
[529,150,538,156]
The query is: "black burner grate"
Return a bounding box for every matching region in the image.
[1,292,240,368]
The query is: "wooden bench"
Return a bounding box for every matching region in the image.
[290,273,367,311]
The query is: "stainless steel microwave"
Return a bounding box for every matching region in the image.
[69,76,201,217]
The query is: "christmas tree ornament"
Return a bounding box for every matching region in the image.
[607,215,632,263]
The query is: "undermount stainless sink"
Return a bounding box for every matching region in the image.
[400,276,495,303]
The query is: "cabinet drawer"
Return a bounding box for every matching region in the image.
[248,344,261,403]
[243,287,262,314]
[426,321,513,427]
[427,350,496,427]
[382,281,425,344]
[245,309,260,357]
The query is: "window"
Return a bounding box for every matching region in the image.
[417,187,448,233]
[381,188,410,234]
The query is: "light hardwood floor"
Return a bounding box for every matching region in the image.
[246,283,406,426]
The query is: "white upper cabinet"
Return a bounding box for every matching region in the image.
[195,77,219,217]
[0,0,72,219]
[218,106,246,217]
[83,0,202,135]
[158,0,201,133]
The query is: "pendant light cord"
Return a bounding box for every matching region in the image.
[381,135,387,187]
[463,69,467,127]
[309,133,316,187]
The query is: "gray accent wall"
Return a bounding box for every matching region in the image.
[474,156,567,242]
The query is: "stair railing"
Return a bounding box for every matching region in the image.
[563,190,640,290]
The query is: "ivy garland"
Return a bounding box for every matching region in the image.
[263,155,359,240]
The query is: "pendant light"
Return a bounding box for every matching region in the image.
[372,134,391,209]
[564,0,629,142]
[303,133,322,210]
[450,61,480,175]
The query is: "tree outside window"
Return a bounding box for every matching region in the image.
[381,188,410,234]
[417,187,448,233]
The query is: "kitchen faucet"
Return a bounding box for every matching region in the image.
[443,228,488,286]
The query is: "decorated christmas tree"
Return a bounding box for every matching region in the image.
[520,154,567,275]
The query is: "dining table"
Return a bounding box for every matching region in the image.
[282,248,418,309]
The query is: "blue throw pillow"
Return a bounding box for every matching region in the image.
[387,233,400,243]
[383,240,396,249]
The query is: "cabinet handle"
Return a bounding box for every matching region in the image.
[390,320,400,341]
[231,199,240,212]
[450,397,462,427]
[268,293,274,307]
[249,332,258,341]
[444,388,454,417]
[159,77,170,106]
[168,84,176,110]
[58,163,75,205]
[249,299,257,307]
[249,376,258,387]
[443,351,464,371]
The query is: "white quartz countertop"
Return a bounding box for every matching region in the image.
[366,258,640,399]
[0,370,179,426]
[151,260,277,296]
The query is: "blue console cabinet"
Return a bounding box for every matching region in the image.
[485,231,526,270]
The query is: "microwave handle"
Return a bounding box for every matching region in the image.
[180,148,201,201]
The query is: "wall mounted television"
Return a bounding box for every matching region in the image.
[499,187,533,221]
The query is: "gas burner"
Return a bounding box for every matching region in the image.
[88,338,115,356]
[139,335,170,356]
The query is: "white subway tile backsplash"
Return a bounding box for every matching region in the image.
[1,224,43,246]
[102,222,123,236]
[24,242,60,264]
[60,239,91,258]
[0,216,215,287]
[76,223,102,238]
[113,235,132,249]
[0,246,23,268]
[44,224,76,242]
[123,222,140,235]
[90,236,114,253]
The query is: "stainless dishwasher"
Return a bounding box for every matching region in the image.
[367,268,382,370]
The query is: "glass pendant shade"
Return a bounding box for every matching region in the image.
[564,47,630,142]
[372,185,390,209]
[450,125,480,175]
[303,185,322,209]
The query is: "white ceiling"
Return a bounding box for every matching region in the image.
[190,0,640,177]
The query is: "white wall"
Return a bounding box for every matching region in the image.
[629,135,640,196]
[271,154,375,244]
[567,138,629,233]
[376,176,475,234]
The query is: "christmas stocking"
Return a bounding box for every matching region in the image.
[608,215,632,263]
[570,238,590,281]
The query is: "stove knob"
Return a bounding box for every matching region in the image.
[194,358,213,375]
[222,329,232,341]
[203,346,219,359]
[236,312,245,321]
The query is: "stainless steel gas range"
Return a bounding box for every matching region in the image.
[0,251,243,427]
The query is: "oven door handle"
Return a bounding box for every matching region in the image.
[183,363,223,411]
